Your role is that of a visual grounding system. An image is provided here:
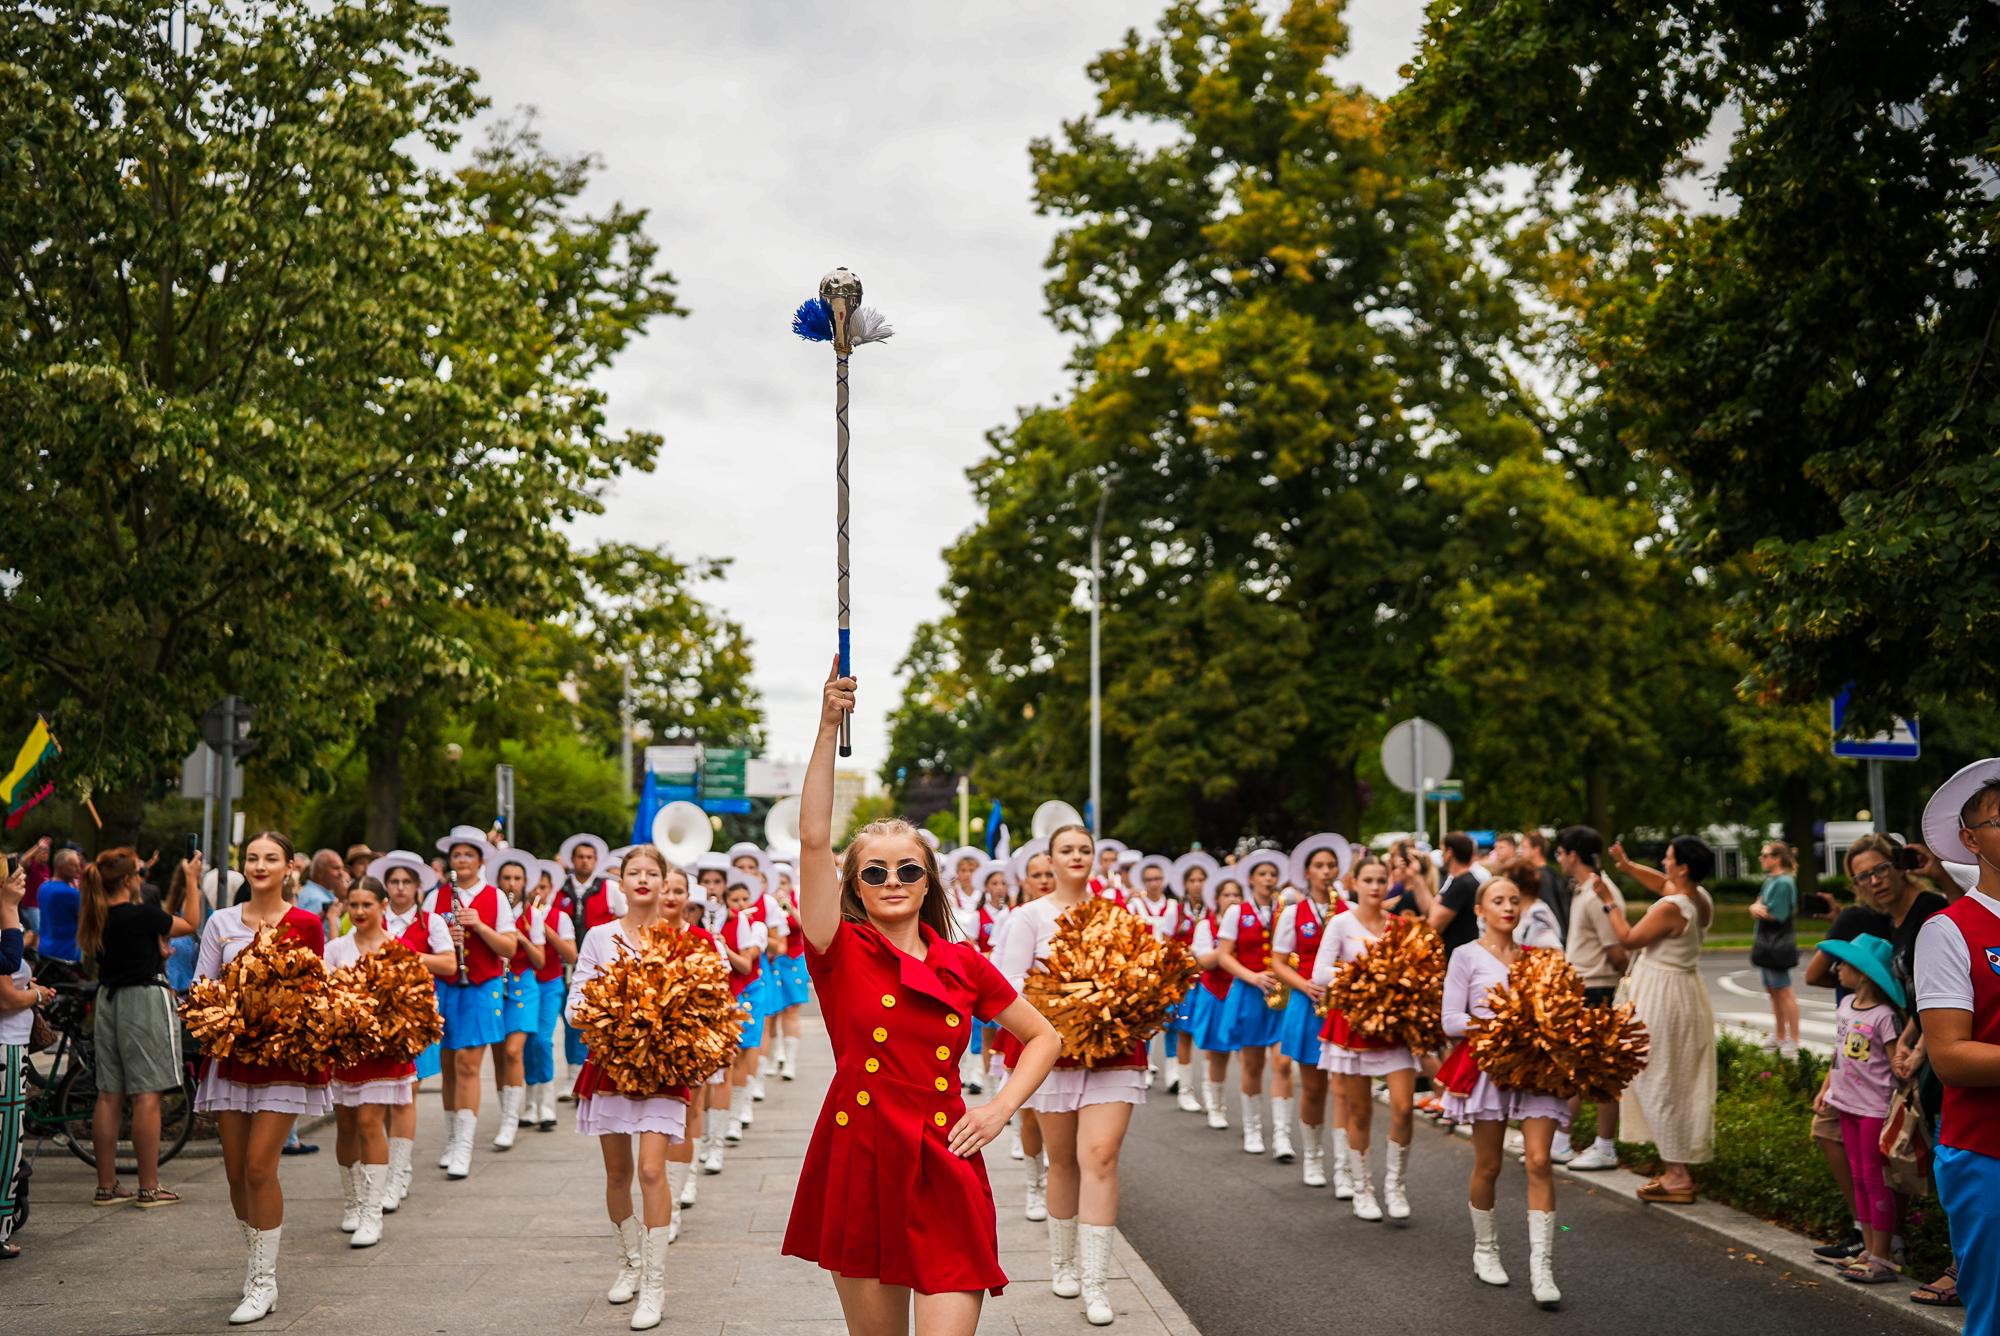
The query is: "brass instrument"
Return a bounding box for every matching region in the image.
[1266,951,1298,1010]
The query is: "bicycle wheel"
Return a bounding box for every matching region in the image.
[154,1068,197,1166]
[53,1063,100,1168]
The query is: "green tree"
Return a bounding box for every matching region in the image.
[1395,0,2000,728]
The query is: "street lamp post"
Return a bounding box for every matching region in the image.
[620,659,634,792]
[1089,477,1114,839]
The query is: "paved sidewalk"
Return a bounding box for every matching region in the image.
[8,1018,1198,1336]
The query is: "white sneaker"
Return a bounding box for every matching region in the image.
[1779,1041,1800,1061]
[1566,1142,1619,1171]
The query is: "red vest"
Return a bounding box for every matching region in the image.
[435,883,506,985]
[396,910,442,958]
[1234,902,1274,974]
[1938,895,2000,1158]
[976,906,997,954]
[1174,905,1198,946]
[510,900,567,983]
[1291,898,1332,974]
[785,911,806,958]
[578,879,620,933]
[1200,914,1232,1001]
[722,913,761,996]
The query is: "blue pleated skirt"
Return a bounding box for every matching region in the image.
[772,953,812,1008]
[1220,978,1284,1050]
[501,969,537,1036]
[1170,983,1199,1036]
[1189,986,1236,1052]
[1276,987,1322,1067]
[438,976,506,1051]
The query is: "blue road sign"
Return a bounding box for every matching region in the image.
[1831,689,1920,760]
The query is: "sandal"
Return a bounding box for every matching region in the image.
[134,1187,182,1209]
[0,1242,18,1260]
[1911,1266,1962,1307]
[1635,1178,1697,1204]
[1840,1257,1901,1285]
[92,1184,135,1206]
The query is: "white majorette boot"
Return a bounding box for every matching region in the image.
[1164,1062,1179,1094]
[725,1087,747,1143]
[1202,1079,1228,1130]
[1176,1064,1203,1113]
[1241,1093,1265,1155]
[1383,1139,1412,1220]
[679,1156,700,1206]
[607,1215,644,1304]
[493,1085,525,1150]
[384,1136,414,1212]
[1025,1151,1049,1222]
[1348,1146,1382,1221]
[1270,1096,1296,1163]
[1332,1126,1354,1199]
[782,1034,801,1079]
[229,1225,280,1325]
[1528,1209,1562,1307]
[351,1164,387,1248]
[1049,1215,1082,1299]
[1010,1124,1025,1160]
[630,1225,671,1330]
[1471,1204,1509,1285]
[665,1162,688,1244]
[703,1127,726,1175]
[338,1164,360,1233]
[438,1110,459,1169]
[446,1108,477,1179]
[1080,1222,1117,1326]
[1301,1122,1327,1187]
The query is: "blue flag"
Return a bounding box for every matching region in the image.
[984,799,1005,854]
[632,770,662,847]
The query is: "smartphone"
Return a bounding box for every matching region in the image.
[184,833,200,857]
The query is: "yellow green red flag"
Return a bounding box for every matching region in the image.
[2,716,59,828]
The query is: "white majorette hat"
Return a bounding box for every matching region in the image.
[485,848,539,890]
[559,833,611,868]
[725,869,758,894]
[726,841,774,889]
[1290,832,1355,890]
[1923,758,2000,859]
[1134,853,1174,887]
[435,825,496,863]
[367,850,439,892]
[976,859,1012,892]
[607,845,635,865]
[1008,835,1051,885]
[693,851,731,874]
[1094,838,1126,860]
[1169,851,1219,901]
[1207,865,1249,913]
[917,829,941,850]
[536,859,566,890]
[1237,848,1287,888]
[944,847,986,879]
[1116,848,1143,869]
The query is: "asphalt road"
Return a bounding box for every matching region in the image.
[1116,1078,1905,1336]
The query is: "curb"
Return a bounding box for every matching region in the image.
[1389,1088,1966,1335]
[1114,1224,1203,1336]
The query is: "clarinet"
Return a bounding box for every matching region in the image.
[451,881,471,986]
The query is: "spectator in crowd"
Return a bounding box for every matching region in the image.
[163,857,206,996]
[1384,838,1435,917]
[18,835,50,943]
[1500,858,1564,949]
[1812,934,1908,1285]
[1554,826,1627,1169]
[1427,832,1483,958]
[1593,836,1717,1202]
[343,844,375,890]
[1519,830,1570,942]
[2,858,52,1258]
[36,846,83,965]
[1484,832,1519,869]
[76,846,202,1206]
[298,849,347,940]
[1750,840,1802,1058]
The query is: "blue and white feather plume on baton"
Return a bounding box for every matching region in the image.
[794,267,893,757]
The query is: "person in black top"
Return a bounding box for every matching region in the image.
[1427,832,1483,957]
[75,846,203,1206]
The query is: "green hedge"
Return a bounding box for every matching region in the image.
[1570,1031,1951,1278]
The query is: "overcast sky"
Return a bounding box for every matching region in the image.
[439,1,1442,774]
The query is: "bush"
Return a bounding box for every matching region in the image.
[1573,1031,1951,1277]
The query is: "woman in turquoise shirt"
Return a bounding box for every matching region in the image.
[1751,841,1801,1058]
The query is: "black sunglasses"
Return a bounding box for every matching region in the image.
[859,862,928,887]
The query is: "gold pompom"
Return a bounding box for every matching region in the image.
[180,927,337,1071]
[1024,898,1197,1064]
[1320,916,1446,1053]
[1468,949,1649,1101]
[569,925,745,1096]
[325,941,444,1065]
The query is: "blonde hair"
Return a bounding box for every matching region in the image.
[1762,840,1797,872]
[839,819,957,939]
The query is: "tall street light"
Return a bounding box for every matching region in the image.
[1089,474,1116,839]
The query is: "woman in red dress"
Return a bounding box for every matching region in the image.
[785,662,1060,1336]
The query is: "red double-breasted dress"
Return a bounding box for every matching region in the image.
[783,920,1017,1296]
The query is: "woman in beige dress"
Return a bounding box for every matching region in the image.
[1588,836,1716,1203]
